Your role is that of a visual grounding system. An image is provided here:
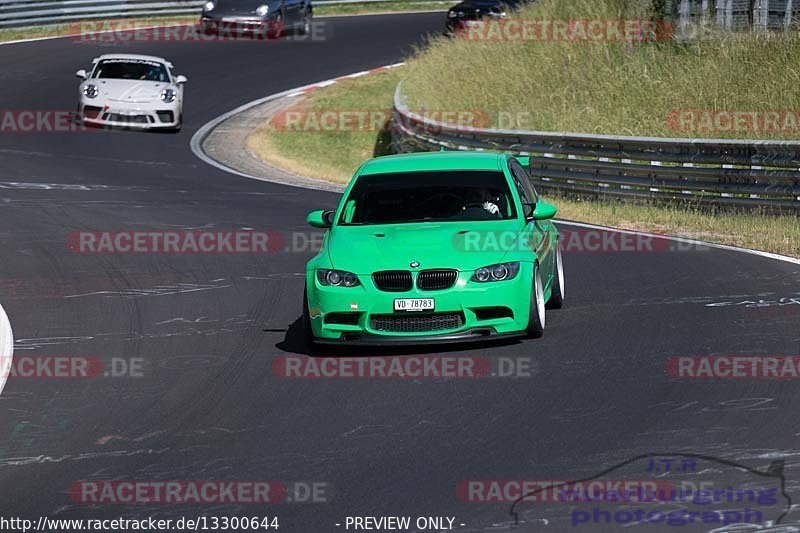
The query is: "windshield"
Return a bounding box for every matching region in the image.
[92,59,170,82]
[339,170,516,225]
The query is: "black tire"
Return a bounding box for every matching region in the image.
[526,265,546,338]
[302,288,315,347]
[298,9,311,35]
[546,245,565,310]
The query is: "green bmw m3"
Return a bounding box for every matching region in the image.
[303,151,564,346]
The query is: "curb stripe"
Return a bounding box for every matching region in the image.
[0,303,14,397]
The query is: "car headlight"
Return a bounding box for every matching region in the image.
[160,88,177,103]
[203,1,215,11]
[471,262,521,283]
[317,269,360,287]
[82,84,99,99]
[448,10,457,17]
[256,4,269,16]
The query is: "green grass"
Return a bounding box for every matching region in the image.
[249,69,403,183]
[401,0,800,139]
[554,196,799,257]
[315,1,449,16]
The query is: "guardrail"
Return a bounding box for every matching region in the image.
[0,0,203,29]
[674,0,800,33]
[0,0,443,29]
[390,84,800,211]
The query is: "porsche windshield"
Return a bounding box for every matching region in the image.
[339,170,517,225]
[92,60,170,82]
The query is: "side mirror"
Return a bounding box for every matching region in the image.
[530,201,557,221]
[175,75,188,84]
[307,209,333,228]
[76,69,88,79]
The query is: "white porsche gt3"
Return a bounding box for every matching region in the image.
[76,54,187,132]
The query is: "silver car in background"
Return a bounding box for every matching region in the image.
[76,54,187,132]
[200,0,313,38]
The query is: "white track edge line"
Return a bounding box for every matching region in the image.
[556,220,800,265]
[0,303,14,397]
[189,63,403,192]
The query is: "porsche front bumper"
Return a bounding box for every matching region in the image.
[79,102,180,129]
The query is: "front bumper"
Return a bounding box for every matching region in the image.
[79,101,180,129]
[306,265,534,345]
[315,329,525,346]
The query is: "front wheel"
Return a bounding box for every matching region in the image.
[546,245,565,309]
[298,9,311,35]
[302,288,315,345]
[526,266,546,338]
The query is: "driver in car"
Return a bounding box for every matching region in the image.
[139,65,160,81]
[461,189,501,218]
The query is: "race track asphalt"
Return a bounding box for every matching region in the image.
[0,12,799,532]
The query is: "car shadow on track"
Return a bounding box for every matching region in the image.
[276,316,524,357]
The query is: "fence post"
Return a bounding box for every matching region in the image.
[753,0,769,30]
[725,0,733,28]
[701,0,709,29]
[678,0,691,37]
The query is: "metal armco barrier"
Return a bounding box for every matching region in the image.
[0,0,203,28]
[0,0,202,29]
[0,0,437,29]
[391,84,800,211]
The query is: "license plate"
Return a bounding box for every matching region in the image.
[465,20,484,27]
[394,298,434,312]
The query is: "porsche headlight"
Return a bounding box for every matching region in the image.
[317,269,360,287]
[160,88,177,103]
[471,262,521,283]
[448,10,457,17]
[82,84,99,99]
[203,1,215,11]
[256,4,269,16]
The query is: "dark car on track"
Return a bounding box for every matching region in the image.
[445,0,524,32]
[200,0,313,37]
